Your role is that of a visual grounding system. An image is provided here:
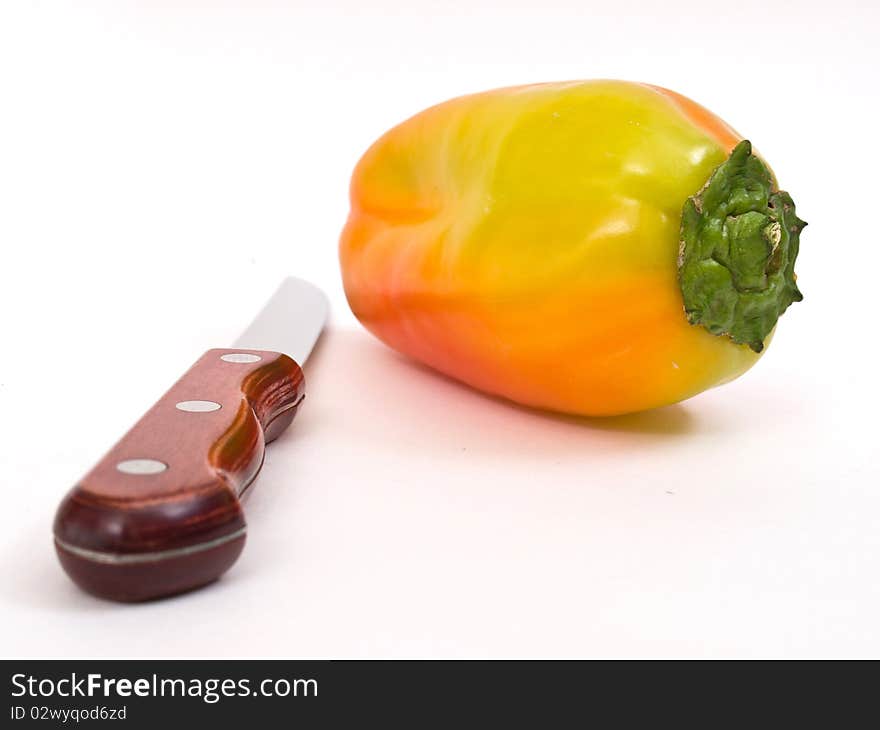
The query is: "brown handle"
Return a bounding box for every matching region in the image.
[53,348,305,602]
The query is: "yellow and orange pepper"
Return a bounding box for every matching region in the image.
[340,80,804,416]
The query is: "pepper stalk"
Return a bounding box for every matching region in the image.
[678,140,806,352]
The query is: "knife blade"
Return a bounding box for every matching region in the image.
[53,277,328,602]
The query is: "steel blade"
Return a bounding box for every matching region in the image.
[233,277,328,364]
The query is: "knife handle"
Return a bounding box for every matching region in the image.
[53,348,305,602]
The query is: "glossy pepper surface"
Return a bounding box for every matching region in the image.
[340,80,805,416]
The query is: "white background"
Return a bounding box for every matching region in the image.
[1,0,878,658]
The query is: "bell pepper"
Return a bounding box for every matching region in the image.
[339,80,805,416]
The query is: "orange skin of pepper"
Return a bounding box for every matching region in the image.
[340,80,771,416]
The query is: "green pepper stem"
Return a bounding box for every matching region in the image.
[678,140,805,352]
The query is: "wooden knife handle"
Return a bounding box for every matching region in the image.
[53,348,305,602]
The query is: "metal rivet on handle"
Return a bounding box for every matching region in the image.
[116,458,167,475]
[221,353,262,363]
[175,400,222,413]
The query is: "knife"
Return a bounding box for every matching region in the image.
[53,277,328,602]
